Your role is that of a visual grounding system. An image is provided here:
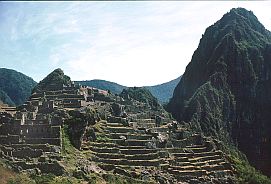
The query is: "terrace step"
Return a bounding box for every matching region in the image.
[173,151,222,158]
[169,169,208,177]
[130,122,156,129]
[95,152,159,161]
[125,139,152,146]
[90,147,119,153]
[87,142,117,148]
[149,127,169,133]
[109,133,153,140]
[120,148,158,155]
[94,153,125,159]
[201,164,226,171]
[124,152,159,160]
[175,159,225,167]
[94,157,160,167]
[113,139,155,147]
[191,158,225,166]
[118,146,147,149]
[184,145,209,153]
[128,113,153,119]
[106,127,135,133]
[1,144,54,152]
[188,154,222,162]
[209,170,234,177]
[106,123,127,128]
[134,119,156,124]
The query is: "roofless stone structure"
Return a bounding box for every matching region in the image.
[0,69,235,183]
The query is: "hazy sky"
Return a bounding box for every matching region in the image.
[0,2,271,86]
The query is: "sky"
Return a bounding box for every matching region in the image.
[0,1,271,86]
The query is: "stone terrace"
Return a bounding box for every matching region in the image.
[0,84,109,175]
[0,82,235,182]
[81,100,235,183]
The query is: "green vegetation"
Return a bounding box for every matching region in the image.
[216,142,271,184]
[62,124,77,156]
[7,174,34,184]
[167,7,271,178]
[8,174,85,184]
[0,90,14,106]
[32,68,71,93]
[0,160,17,184]
[61,117,149,184]
[101,174,154,184]
[31,174,55,184]
[120,87,160,110]
[232,156,271,184]
[86,173,105,184]
[30,174,83,184]
[0,68,36,106]
[96,134,110,142]
[64,109,97,149]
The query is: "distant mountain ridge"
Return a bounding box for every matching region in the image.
[0,68,37,106]
[77,79,126,94]
[145,76,181,103]
[0,67,180,105]
[76,76,181,103]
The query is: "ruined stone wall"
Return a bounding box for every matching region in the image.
[46,94,85,100]
[12,147,43,158]
[63,99,82,108]
[19,125,61,138]
[24,138,61,146]
[0,135,20,144]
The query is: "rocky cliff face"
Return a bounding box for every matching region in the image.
[167,8,271,176]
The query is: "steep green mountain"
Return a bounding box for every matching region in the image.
[76,76,181,103]
[167,8,271,176]
[0,68,37,106]
[33,68,72,93]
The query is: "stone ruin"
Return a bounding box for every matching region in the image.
[80,97,236,183]
[0,82,109,175]
[0,80,236,183]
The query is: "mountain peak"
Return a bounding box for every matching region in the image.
[213,7,269,42]
[229,7,254,16]
[167,7,271,176]
[32,68,72,93]
[220,7,258,24]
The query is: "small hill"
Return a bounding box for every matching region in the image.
[120,87,161,110]
[76,76,181,103]
[33,68,72,93]
[0,68,37,106]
